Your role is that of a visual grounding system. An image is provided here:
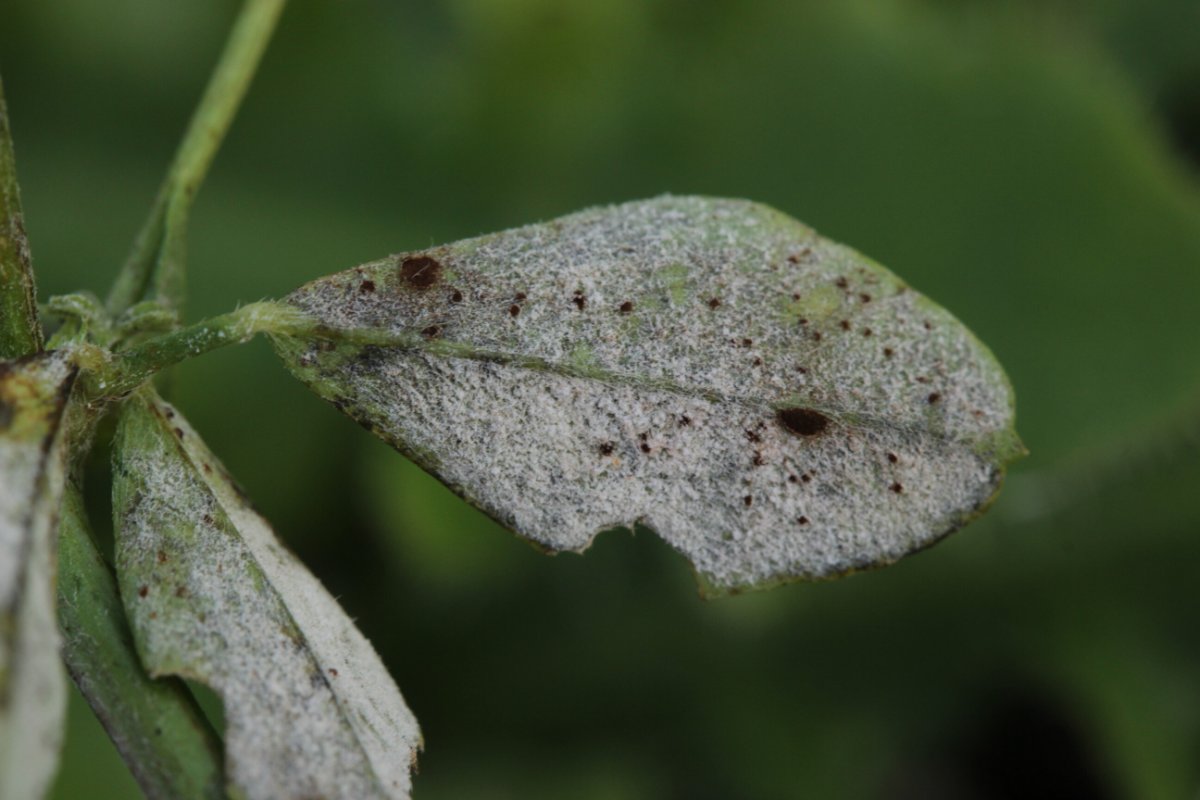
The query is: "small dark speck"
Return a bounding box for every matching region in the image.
[359,280,376,293]
[835,277,849,289]
[450,289,464,303]
[514,292,527,301]
[796,365,809,374]
[175,586,188,598]
[745,428,763,444]
[619,301,635,314]
[798,516,809,525]
[927,392,942,404]
[883,348,895,358]
[801,473,812,483]
[792,292,802,301]
[862,328,873,337]
[743,495,753,507]
[328,668,339,677]
[887,452,899,464]
[599,442,615,456]
[509,304,521,318]
[742,338,753,347]
[812,331,823,341]
[777,407,830,437]
[923,320,933,331]
[708,297,722,309]
[138,585,148,598]
[890,482,904,494]
[421,325,442,339]
[157,550,168,564]
[173,427,185,439]
[679,414,692,427]
[839,320,851,331]
[202,513,214,525]
[640,442,651,454]
[860,293,871,303]
[202,463,212,474]
[164,409,175,419]
[916,375,930,384]
[753,451,765,466]
[572,294,586,310]
[399,255,441,289]
[752,357,763,367]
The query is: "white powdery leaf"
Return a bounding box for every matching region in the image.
[0,351,74,800]
[112,391,421,800]
[273,196,1023,594]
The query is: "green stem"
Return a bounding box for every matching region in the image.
[0,74,44,358]
[84,300,306,399]
[58,485,226,800]
[105,0,288,316]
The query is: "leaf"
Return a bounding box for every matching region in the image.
[271,195,1023,594]
[0,350,74,799]
[58,483,226,800]
[111,391,421,800]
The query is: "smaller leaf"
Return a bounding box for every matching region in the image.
[0,351,74,800]
[112,391,421,800]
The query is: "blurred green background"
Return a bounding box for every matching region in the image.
[4,0,1200,797]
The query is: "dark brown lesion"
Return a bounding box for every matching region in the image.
[398,255,442,289]
[776,407,830,437]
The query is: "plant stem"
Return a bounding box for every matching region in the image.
[105,0,288,317]
[58,485,226,800]
[0,75,44,358]
[84,301,306,399]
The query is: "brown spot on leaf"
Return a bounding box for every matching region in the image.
[777,407,830,437]
[678,414,692,427]
[743,495,753,507]
[862,328,873,337]
[514,292,527,302]
[708,297,722,309]
[835,277,849,289]
[752,357,763,367]
[202,463,212,474]
[927,392,942,404]
[884,347,895,358]
[812,331,823,341]
[157,550,168,564]
[890,482,904,494]
[796,365,809,374]
[640,442,651,454]
[745,428,763,444]
[399,256,442,289]
[619,301,635,314]
[572,293,586,310]
[753,451,765,466]
[173,427,185,439]
[508,304,521,318]
[860,293,871,303]
[887,452,899,464]
[839,320,851,331]
[801,473,812,483]
[359,280,376,293]
[328,668,339,677]
[450,289,464,303]
[798,516,809,525]
[598,442,615,456]
[175,586,188,598]
[741,338,753,347]
[421,325,442,340]
[137,585,149,598]
[923,320,933,331]
[202,513,214,525]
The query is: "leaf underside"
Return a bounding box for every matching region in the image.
[0,351,74,799]
[273,196,1022,594]
[112,392,421,800]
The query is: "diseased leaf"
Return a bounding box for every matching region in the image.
[58,484,226,800]
[0,351,74,799]
[273,196,1023,594]
[111,391,421,800]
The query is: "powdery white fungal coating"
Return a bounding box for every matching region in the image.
[275,196,1022,592]
[0,351,73,800]
[112,392,420,800]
